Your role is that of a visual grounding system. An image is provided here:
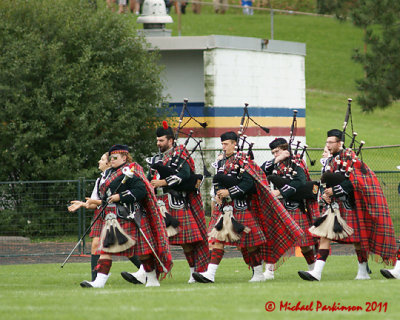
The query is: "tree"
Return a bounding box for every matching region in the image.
[0,0,168,181]
[316,0,337,14]
[316,0,358,15]
[335,0,400,111]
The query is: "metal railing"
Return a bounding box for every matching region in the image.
[0,178,95,258]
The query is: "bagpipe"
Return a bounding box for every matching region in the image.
[147,98,211,193]
[266,109,318,201]
[320,98,366,185]
[267,175,319,202]
[150,133,204,192]
[212,141,256,197]
[210,104,259,242]
[147,99,211,236]
[310,98,366,240]
[213,104,257,193]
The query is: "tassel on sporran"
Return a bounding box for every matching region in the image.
[208,205,250,242]
[309,204,353,240]
[99,213,136,253]
[157,200,179,237]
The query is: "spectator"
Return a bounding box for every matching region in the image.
[165,0,172,13]
[240,0,254,15]
[118,0,128,13]
[213,0,228,14]
[175,0,188,14]
[192,0,201,14]
[129,0,142,14]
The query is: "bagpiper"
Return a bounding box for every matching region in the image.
[121,122,209,284]
[193,131,304,283]
[298,130,397,281]
[80,145,172,288]
[261,137,320,279]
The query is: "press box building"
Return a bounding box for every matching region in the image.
[145,35,306,164]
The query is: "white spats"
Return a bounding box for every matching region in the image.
[192,263,219,283]
[80,273,109,288]
[263,263,275,280]
[188,267,195,284]
[145,270,160,287]
[380,260,400,279]
[249,265,266,282]
[308,262,315,271]
[355,262,371,280]
[120,264,146,285]
[298,260,325,281]
[134,265,147,284]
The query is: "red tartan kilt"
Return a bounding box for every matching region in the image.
[89,209,104,238]
[99,206,157,257]
[158,194,203,245]
[286,205,316,247]
[208,202,267,248]
[306,200,321,219]
[331,202,360,244]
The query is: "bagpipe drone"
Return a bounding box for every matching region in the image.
[309,98,366,240]
[147,98,211,192]
[146,99,211,236]
[266,109,319,202]
[212,104,255,193]
[209,103,264,242]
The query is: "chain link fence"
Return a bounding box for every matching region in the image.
[1,146,399,258]
[0,179,96,258]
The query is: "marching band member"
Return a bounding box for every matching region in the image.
[80,144,172,288]
[298,129,397,281]
[193,131,304,283]
[121,123,209,284]
[68,152,111,281]
[261,138,319,279]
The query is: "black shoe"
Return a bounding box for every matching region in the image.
[80,280,93,288]
[192,272,214,283]
[380,269,395,279]
[120,271,144,284]
[298,271,318,281]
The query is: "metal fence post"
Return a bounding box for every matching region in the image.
[77,178,82,253]
[270,9,274,39]
[81,177,86,254]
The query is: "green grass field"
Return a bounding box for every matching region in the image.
[0,256,398,320]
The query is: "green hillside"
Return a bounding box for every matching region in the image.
[133,8,400,148]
